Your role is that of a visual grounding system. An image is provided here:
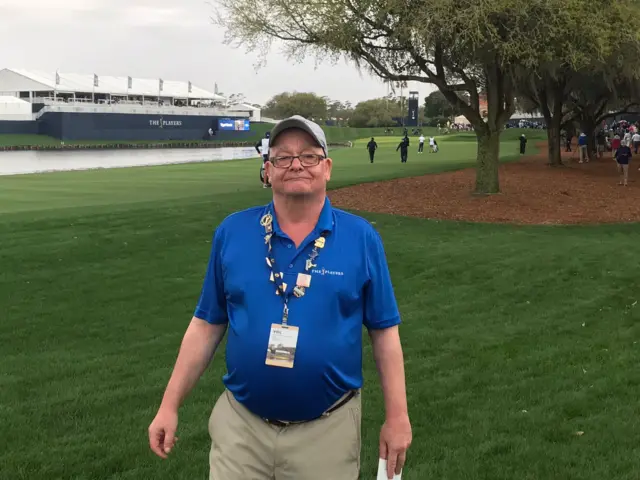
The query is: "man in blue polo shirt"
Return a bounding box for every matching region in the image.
[148,115,412,480]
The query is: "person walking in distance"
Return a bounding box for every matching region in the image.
[396,136,409,163]
[418,134,425,153]
[367,137,378,163]
[611,134,621,159]
[148,115,412,480]
[256,131,272,188]
[615,139,632,186]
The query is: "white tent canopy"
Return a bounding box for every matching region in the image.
[0,96,32,120]
[0,68,225,100]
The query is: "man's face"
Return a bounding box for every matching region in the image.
[265,128,332,197]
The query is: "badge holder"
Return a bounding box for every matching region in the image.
[260,212,327,369]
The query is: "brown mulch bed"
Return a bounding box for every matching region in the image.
[328,142,640,225]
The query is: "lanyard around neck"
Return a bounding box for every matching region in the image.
[260,212,327,325]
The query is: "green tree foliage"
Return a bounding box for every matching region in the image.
[423,91,457,119]
[214,0,628,193]
[325,99,354,126]
[350,98,401,128]
[262,92,328,121]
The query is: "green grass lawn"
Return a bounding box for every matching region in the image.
[2,129,639,480]
[0,131,534,218]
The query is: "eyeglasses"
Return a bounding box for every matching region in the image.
[270,154,325,168]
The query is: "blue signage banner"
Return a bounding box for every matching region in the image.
[218,118,250,131]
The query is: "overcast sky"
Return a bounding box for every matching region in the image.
[0,0,435,105]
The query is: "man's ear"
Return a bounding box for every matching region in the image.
[324,157,332,182]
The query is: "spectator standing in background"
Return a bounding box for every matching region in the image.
[596,130,607,158]
[519,134,527,155]
[256,132,272,188]
[429,136,438,153]
[623,130,632,150]
[632,131,640,154]
[565,132,573,152]
[578,133,588,163]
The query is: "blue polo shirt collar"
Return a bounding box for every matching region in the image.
[261,196,335,237]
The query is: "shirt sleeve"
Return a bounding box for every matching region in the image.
[194,227,228,324]
[363,226,401,330]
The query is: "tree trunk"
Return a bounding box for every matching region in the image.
[542,107,563,166]
[547,84,565,166]
[546,111,564,166]
[475,130,501,194]
[547,126,562,166]
[541,112,558,165]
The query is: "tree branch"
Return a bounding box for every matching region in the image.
[595,102,640,125]
[430,42,483,126]
[352,46,433,84]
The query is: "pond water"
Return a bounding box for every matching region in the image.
[0,146,259,176]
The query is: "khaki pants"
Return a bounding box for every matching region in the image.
[579,145,588,162]
[208,389,361,480]
[617,163,629,184]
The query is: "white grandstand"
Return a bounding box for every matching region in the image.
[0,68,261,121]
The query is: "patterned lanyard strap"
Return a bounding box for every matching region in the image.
[260,212,327,325]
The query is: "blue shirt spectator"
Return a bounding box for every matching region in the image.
[578,133,587,146]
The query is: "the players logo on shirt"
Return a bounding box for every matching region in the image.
[311,268,344,276]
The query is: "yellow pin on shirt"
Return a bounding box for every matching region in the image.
[314,237,325,249]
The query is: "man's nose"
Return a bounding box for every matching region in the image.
[289,157,304,170]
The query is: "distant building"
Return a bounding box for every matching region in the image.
[0,68,262,141]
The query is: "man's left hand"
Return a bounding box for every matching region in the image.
[379,413,412,479]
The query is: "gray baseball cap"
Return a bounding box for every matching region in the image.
[268,115,328,157]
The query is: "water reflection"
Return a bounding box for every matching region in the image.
[0,146,259,176]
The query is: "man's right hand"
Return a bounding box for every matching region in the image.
[148,407,179,459]
[147,319,227,459]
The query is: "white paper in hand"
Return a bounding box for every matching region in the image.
[376,458,402,480]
